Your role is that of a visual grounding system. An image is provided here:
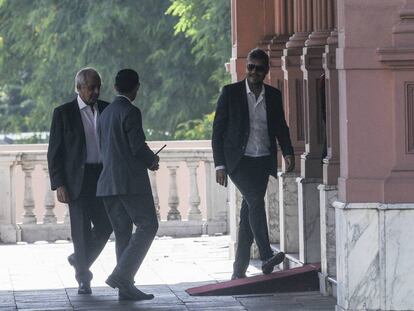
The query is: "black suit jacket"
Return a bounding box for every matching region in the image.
[212,80,294,177]
[47,98,109,201]
[96,96,156,196]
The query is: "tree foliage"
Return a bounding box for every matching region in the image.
[168,0,231,139]
[0,0,230,140]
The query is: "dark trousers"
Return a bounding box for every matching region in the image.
[68,164,113,282]
[229,156,274,275]
[102,192,159,283]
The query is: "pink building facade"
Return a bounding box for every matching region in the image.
[229,0,414,310]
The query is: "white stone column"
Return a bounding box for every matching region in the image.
[149,170,161,220]
[204,159,228,234]
[21,157,37,224]
[187,160,202,221]
[228,180,242,259]
[166,162,181,221]
[278,171,299,256]
[265,175,280,244]
[318,184,337,296]
[0,154,20,243]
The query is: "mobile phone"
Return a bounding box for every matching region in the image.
[154,144,167,155]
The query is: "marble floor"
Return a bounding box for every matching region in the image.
[0,235,336,310]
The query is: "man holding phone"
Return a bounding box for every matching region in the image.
[97,69,159,301]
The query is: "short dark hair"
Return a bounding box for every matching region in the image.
[115,69,139,93]
[247,48,269,68]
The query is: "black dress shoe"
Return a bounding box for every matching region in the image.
[106,274,153,301]
[231,272,247,280]
[78,281,92,294]
[262,252,285,275]
[67,254,76,267]
[118,290,154,301]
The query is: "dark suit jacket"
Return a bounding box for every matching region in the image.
[212,80,294,177]
[47,98,109,201]
[96,96,156,196]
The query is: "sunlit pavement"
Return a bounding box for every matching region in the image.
[0,235,335,310]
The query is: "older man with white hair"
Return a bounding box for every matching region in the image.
[47,67,113,294]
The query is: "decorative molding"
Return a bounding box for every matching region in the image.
[377,2,414,68]
[316,77,324,145]
[303,79,309,144]
[377,47,414,69]
[406,82,414,153]
[296,79,305,141]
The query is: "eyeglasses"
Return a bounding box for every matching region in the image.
[247,63,267,72]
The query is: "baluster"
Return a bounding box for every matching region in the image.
[187,160,202,221]
[64,205,70,224]
[166,162,181,221]
[42,164,57,224]
[21,158,36,224]
[149,170,161,220]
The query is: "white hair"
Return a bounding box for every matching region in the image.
[74,67,101,93]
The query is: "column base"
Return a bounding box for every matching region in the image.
[319,272,337,297]
[228,181,242,260]
[0,224,21,243]
[319,184,337,281]
[278,172,299,254]
[266,175,280,244]
[19,223,70,243]
[297,177,322,264]
[335,201,414,311]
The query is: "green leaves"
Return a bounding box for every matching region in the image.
[0,0,230,139]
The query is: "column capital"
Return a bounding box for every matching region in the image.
[286,32,311,49]
[326,29,338,46]
[305,30,331,47]
[393,1,414,47]
[378,2,414,69]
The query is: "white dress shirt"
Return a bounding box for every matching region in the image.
[116,94,133,104]
[244,79,271,157]
[77,95,101,163]
[215,80,271,171]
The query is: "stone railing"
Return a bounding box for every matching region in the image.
[0,141,228,243]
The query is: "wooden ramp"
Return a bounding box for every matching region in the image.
[186,263,321,296]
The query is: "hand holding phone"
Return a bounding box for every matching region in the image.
[155,144,167,155]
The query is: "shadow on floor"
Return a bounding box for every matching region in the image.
[0,282,336,311]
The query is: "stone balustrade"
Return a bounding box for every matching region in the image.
[0,141,228,243]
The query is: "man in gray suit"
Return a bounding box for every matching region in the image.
[97,69,159,301]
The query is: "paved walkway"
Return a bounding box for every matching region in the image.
[0,236,336,310]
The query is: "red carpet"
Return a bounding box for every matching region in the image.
[186,263,321,296]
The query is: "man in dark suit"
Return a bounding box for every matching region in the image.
[47,67,112,294]
[212,48,295,280]
[97,69,159,301]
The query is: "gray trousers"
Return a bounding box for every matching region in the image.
[103,193,159,283]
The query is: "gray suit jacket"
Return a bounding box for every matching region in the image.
[96,96,155,196]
